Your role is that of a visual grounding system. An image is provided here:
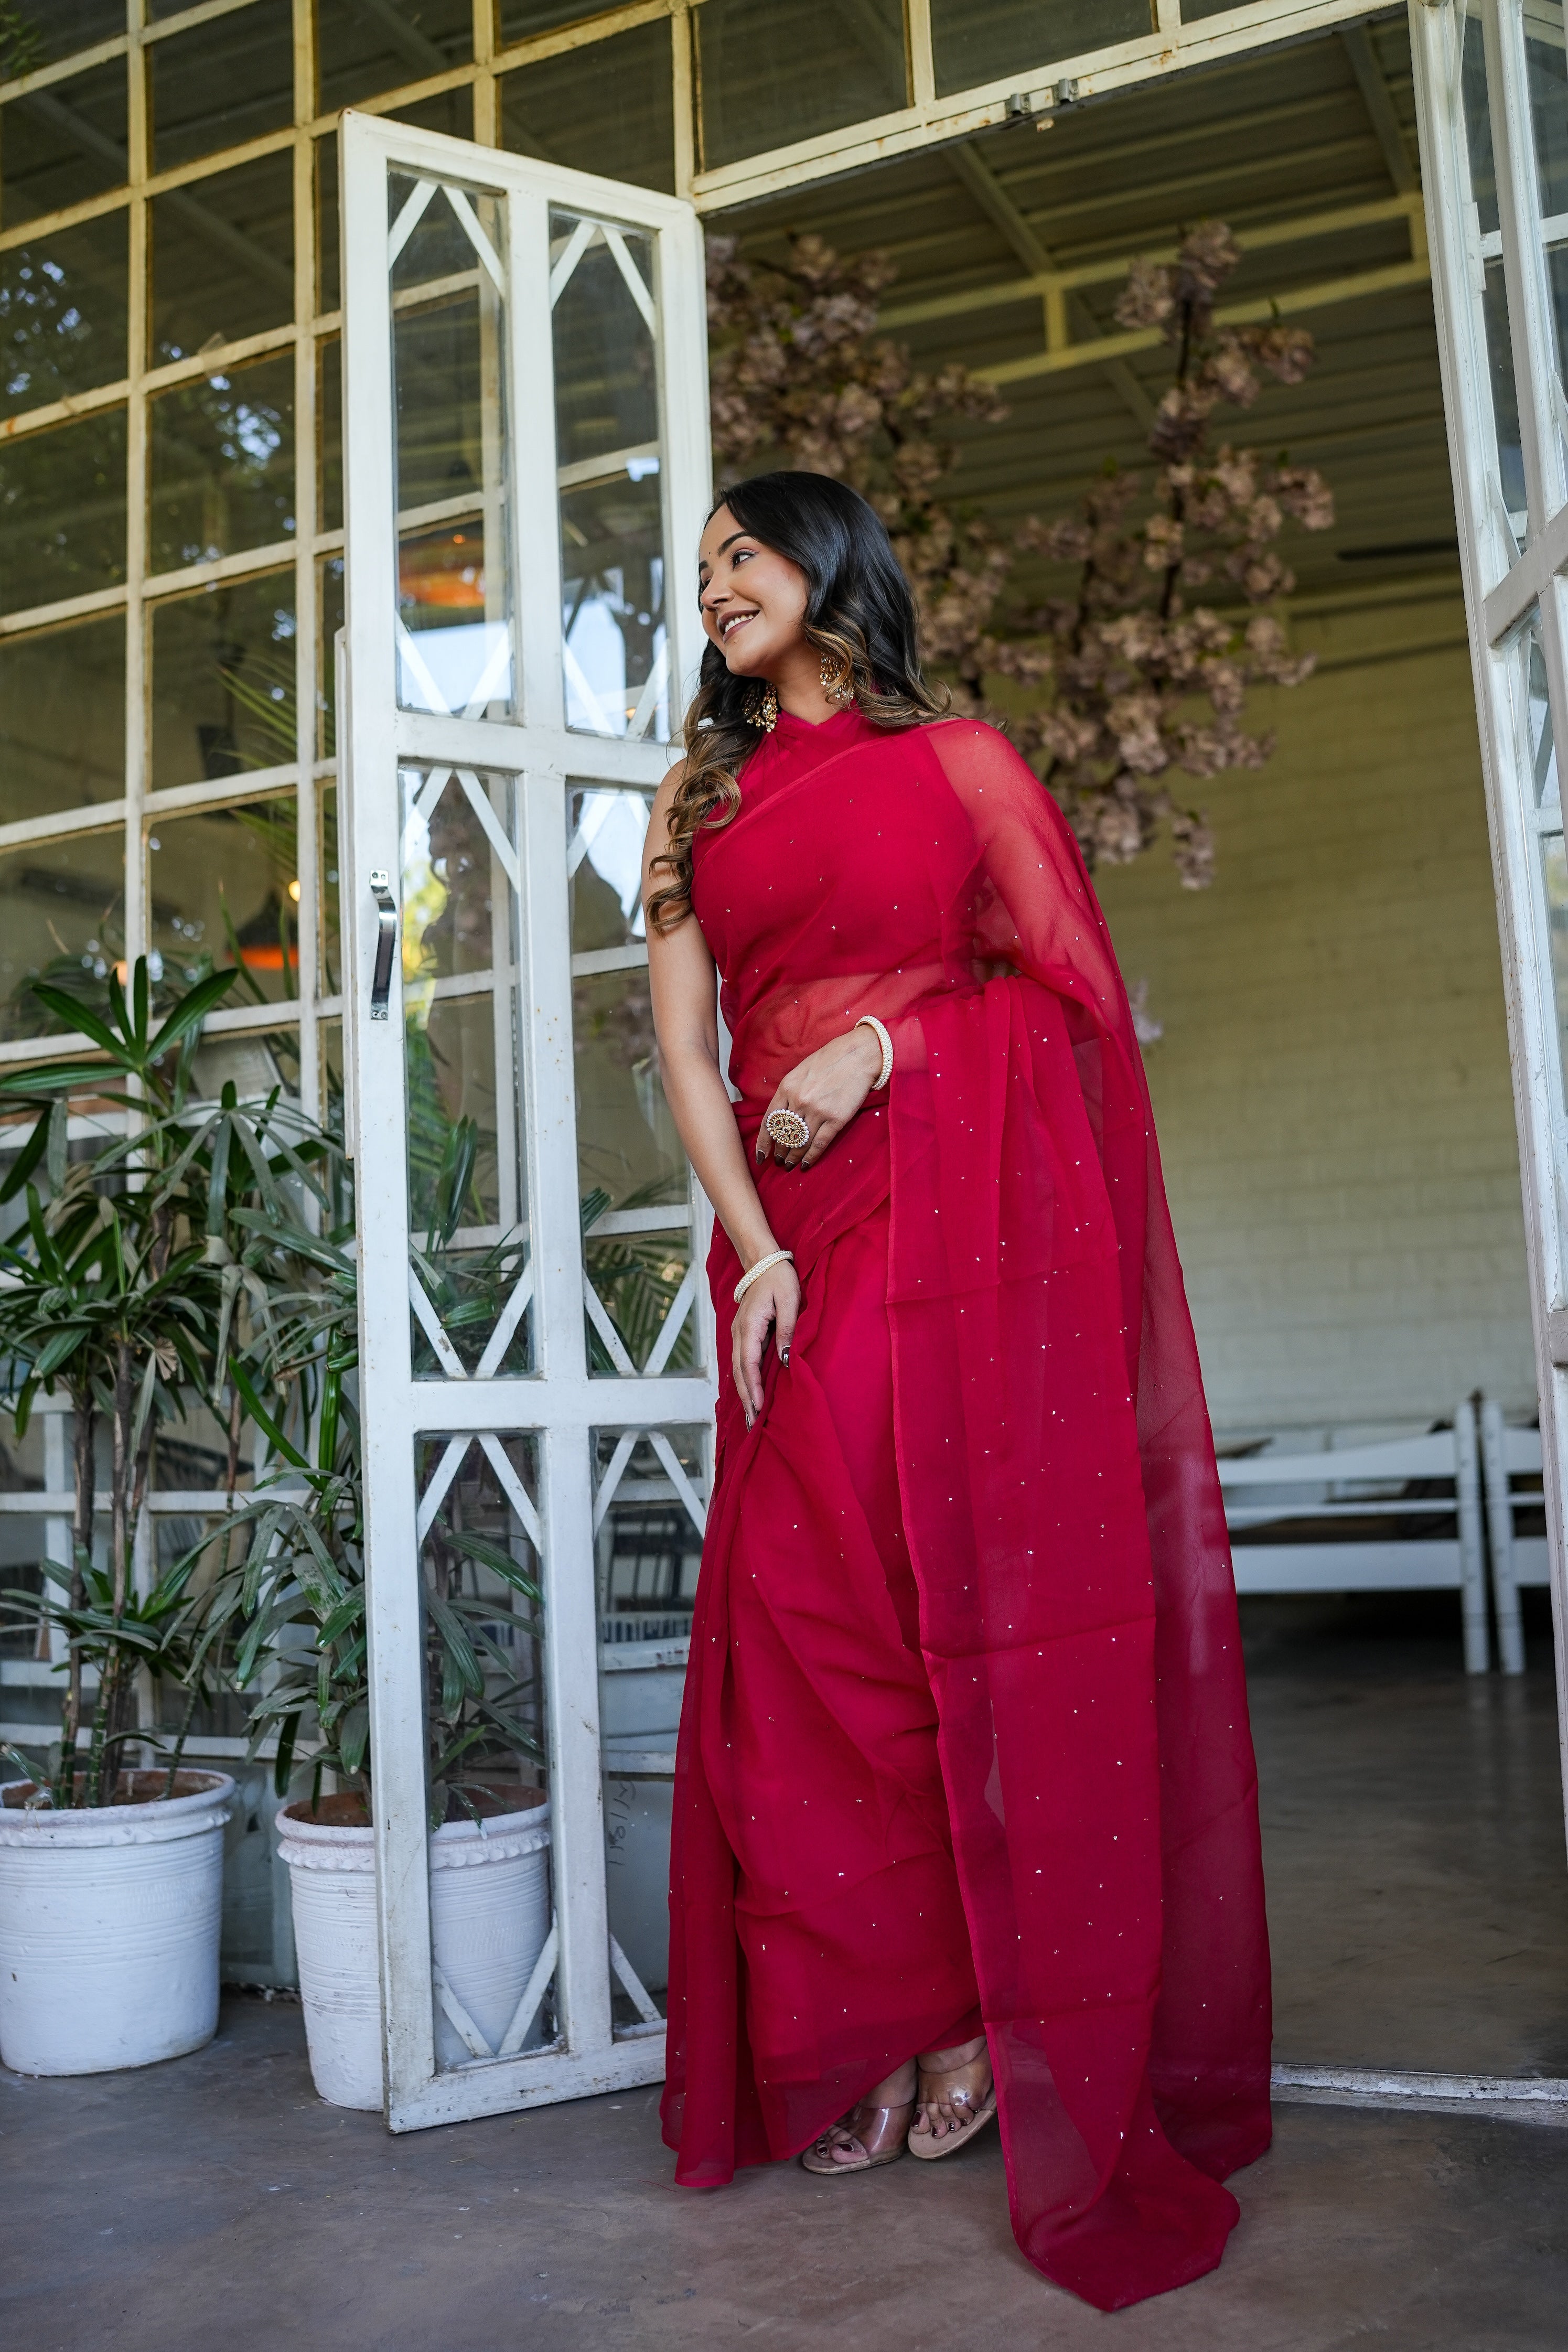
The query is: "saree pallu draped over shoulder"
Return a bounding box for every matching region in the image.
[661,710,1270,2312]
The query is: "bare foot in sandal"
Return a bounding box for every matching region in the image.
[907,2035,997,2161]
[800,2058,918,2175]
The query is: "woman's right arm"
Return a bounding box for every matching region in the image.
[643,768,799,1422]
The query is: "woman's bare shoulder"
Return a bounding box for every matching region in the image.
[649,759,686,840]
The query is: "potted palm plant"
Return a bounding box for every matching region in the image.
[0,960,249,2075]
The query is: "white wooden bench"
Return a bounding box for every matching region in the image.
[1478,1403,1550,1676]
[1218,1402,1489,1673]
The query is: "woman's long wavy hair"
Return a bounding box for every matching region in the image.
[646,471,948,933]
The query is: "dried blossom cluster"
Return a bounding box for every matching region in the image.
[705,218,1334,888]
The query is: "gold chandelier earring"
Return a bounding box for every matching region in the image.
[747,681,779,732]
[820,651,856,706]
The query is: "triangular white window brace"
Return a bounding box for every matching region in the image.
[388,176,438,271]
[416,1434,474,1544]
[600,223,656,336]
[549,216,598,307]
[593,1427,642,1533]
[444,183,505,296]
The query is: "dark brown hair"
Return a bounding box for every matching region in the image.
[646,471,947,932]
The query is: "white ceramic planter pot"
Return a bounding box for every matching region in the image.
[278,1791,551,2110]
[0,1770,234,2077]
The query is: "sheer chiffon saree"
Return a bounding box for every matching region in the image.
[660,710,1270,2312]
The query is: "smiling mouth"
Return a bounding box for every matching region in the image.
[719,611,758,640]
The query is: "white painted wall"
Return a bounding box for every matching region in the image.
[1090,590,1536,1442]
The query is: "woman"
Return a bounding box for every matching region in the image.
[642,472,1270,2313]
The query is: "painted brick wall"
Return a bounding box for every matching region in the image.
[1089,595,1537,1440]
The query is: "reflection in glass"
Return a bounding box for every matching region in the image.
[149,0,294,175]
[0,62,127,228]
[697,0,906,169]
[319,782,341,995]
[318,335,342,529]
[571,779,694,1374]
[0,613,124,823]
[1542,832,1568,1108]
[0,2,124,72]
[931,0,1147,95]
[551,216,668,741]
[149,353,296,573]
[1,212,128,422]
[1459,4,1528,536]
[317,554,344,759]
[148,796,299,1002]
[401,765,530,1377]
[569,787,649,954]
[318,0,471,111]
[1524,3,1568,479]
[594,1424,705,2012]
[317,86,475,316]
[151,572,296,789]
[0,406,126,616]
[0,830,124,1042]
[501,20,676,194]
[415,1430,551,2067]
[391,175,512,719]
[1522,620,1561,810]
[151,150,294,362]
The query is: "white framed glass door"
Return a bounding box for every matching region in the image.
[338,110,714,2130]
[1412,1,1568,1818]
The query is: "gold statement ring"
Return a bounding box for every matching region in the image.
[764,1108,811,1152]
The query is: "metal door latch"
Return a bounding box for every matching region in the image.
[369,869,398,1020]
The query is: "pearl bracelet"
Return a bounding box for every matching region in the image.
[855,1014,894,1091]
[733,1248,794,1304]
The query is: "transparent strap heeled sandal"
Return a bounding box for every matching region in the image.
[800,2092,916,2175]
[907,2037,997,2162]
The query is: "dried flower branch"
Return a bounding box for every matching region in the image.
[704,218,1334,888]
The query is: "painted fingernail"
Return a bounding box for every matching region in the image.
[780,1347,790,1368]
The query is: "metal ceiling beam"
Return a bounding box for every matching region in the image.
[973,256,1432,388]
[882,192,1423,331]
[944,141,1155,428]
[1340,25,1418,196]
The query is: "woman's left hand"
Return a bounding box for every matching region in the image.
[756,1027,885,1172]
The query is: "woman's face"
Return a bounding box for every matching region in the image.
[696,506,809,679]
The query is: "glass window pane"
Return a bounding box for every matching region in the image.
[150,571,296,790]
[317,88,473,318]
[148,794,299,1002]
[0,613,123,824]
[1182,0,1262,17]
[0,62,127,229]
[697,0,906,171]
[413,1431,551,2068]
[1,211,128,422]
[0,3,124,75]
[317,551,343,759]
[497,0,601,39]
[570,783,694,1380]
[1523,3,1568,482]
[319,779,340,994]
[151,150,294,364]
[0,829,124,1043]
[401,763,530,1377]
[1457,2,1527,540]
[148,351,296,573]
[1522,618,1560,812]
[391,175,512,720]
[932,0,1149,96]
[317,0,471,112]
[502,20,675,195]
[0,407,126,616]
[595,1423,705,2020]
[551,214,668,741]
[318,332,342,528]
[150,0,294,175]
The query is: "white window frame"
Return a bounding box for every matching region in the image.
[339,109,713,2129]
[1411,0,1568,1825]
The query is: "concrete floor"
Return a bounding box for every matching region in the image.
[3,1596,1567,2349]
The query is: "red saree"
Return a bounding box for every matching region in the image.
[660,708,1270,2312]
